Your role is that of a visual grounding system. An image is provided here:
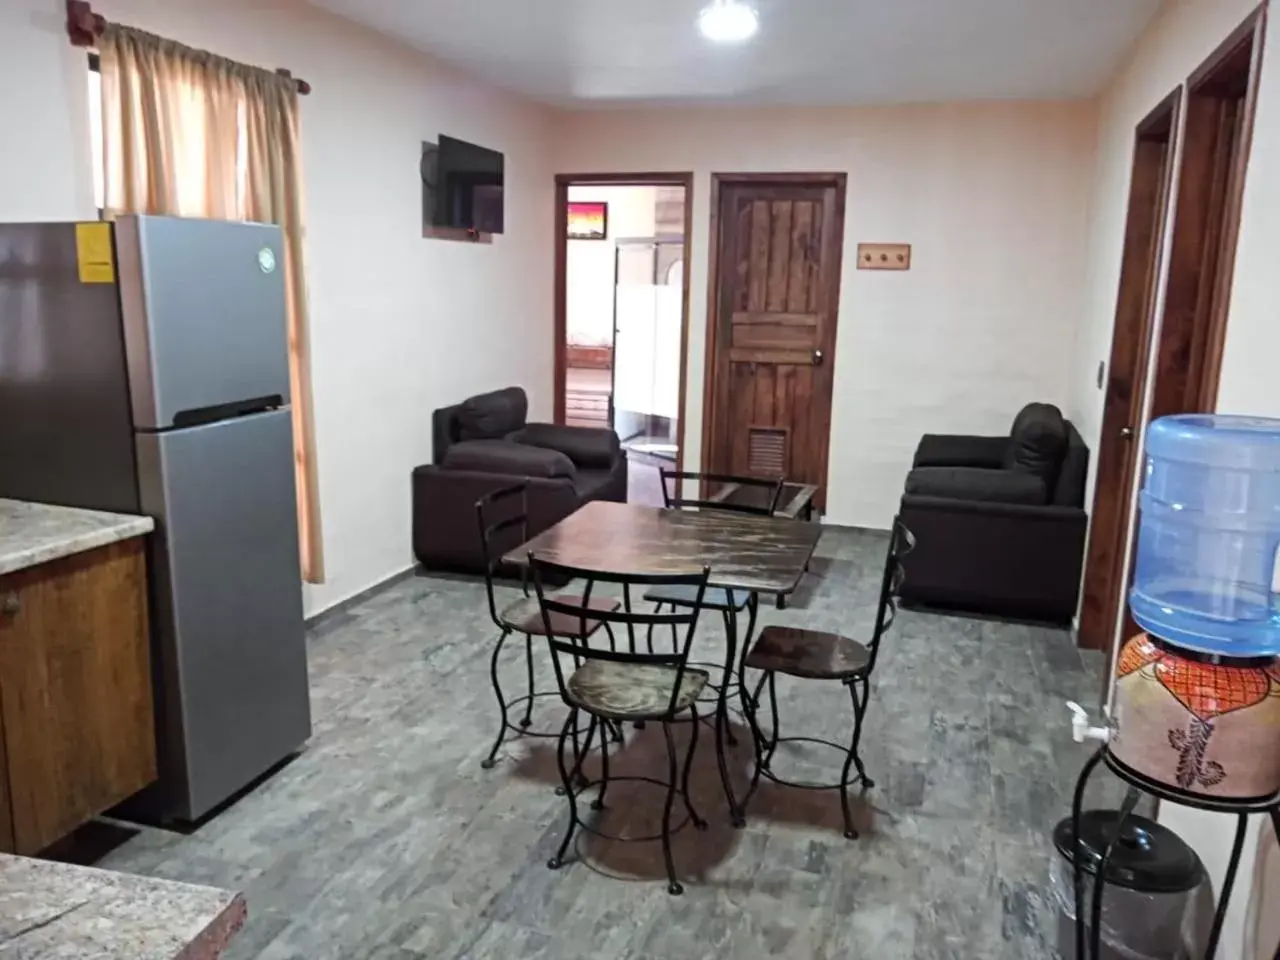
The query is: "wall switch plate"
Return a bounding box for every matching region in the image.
[1096,360,1106,390]
[856,243,911,270]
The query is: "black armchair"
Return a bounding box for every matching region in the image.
[898,403,1089,625]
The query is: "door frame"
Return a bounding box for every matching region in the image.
[1164,4,1267,413]
[701,172,849,502]
[1078,4,1266,658]
[553,172,694,472]
[1077,88,1183,653]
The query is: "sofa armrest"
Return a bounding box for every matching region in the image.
[411,465,581,574]
[514,422,621,469]
[897,495,1087,623]
[912,434,1009,469]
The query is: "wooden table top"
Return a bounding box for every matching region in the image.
[505,500,823,596]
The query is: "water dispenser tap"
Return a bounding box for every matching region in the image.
[1066,701,1112,744]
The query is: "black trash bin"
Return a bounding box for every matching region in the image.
[1052,811,1205,959]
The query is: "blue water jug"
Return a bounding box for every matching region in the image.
[1129,414,1280,657]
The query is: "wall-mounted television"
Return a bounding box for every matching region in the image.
[434,135,505,235]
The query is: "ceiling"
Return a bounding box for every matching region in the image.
[305,0,1165,107]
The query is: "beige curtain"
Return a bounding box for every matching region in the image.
[99,24,325,582]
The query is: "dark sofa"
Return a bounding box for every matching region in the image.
[897,403,1089,624]
[412,387,627,574]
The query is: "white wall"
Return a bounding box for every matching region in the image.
[553,103,1097,528]
[1073,0,1280,955]
[0,0,555,617]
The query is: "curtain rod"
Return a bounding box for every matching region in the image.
[65,0,312,95]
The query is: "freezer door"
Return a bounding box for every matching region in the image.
[116,215,291,430]
[0,223,138,512]
[137,408,311,820]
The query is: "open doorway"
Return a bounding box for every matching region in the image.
[1078,5,1265,657]
[554,174,693,507]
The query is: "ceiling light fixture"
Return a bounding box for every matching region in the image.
[698,0,759,44]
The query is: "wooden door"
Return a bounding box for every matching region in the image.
[1078,94,1180,652]
[704,174,847,508]
[0,540,155,853]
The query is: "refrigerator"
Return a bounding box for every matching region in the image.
[0,215,312,822]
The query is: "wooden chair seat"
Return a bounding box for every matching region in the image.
[744,626,871,680]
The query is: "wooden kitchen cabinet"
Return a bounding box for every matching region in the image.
[0,538,156,854]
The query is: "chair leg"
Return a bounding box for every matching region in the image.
[682,705,708,831]
[721,607,739,748]
[763,672,781,770]
[661,720,684,895]
[593,717,610,811]
[839,679,866,840]
[520,632,535,728]
[549,709,582,870]
[645,602,660,654]
[740,670,772,819]
[850,675,875,789]
[481,628,513,769]
[603,622,618,653]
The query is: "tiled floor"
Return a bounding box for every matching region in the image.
[92,527,1124,959]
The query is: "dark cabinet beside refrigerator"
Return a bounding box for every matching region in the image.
[0,215,312,822]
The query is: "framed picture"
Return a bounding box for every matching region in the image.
[567,201,608,240]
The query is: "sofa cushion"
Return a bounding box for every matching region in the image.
[1002,403,1067,484]
[456,387,528,441]
[442,439,574,479]
[511,423,620,468]
[905,466,1048,505]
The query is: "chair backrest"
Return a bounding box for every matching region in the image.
[867,517,916,673]
[659,470,784,516]
[529,556,711,718]
[475,481,530,629]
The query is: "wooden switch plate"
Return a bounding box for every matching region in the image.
[857,243,911,270]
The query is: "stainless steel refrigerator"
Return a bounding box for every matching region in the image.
[0,215,312,822]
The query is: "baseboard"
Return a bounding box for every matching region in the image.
[305,565,416,629]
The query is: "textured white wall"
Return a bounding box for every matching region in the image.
[0,0,556,617]
[553,103,1097,528]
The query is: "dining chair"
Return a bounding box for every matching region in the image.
[646,469,783,616]
[737,518,914,839]
[645,470,784,767]
[475,482,619,769]
[529,555,712,895]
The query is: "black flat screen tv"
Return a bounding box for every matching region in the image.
[434,135,505,234]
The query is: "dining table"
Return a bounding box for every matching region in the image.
[505,498,824,823]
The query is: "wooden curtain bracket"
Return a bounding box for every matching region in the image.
[66,0,105,47]
[275,68,312,96]
[65,0,311,95]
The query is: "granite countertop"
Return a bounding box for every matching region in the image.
[0,854,245,959]
[0,499,154,577]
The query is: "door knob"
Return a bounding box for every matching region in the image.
[1,593,18,617]
[812,349,824,366]
[1120,426,1134,439]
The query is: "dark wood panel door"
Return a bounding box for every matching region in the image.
[0,539,156,853]
[705,174,846,508]
[1078,97,1180,653]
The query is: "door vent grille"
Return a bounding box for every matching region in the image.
[747,427,787,476]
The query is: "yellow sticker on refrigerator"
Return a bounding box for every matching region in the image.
[75,222,115,283]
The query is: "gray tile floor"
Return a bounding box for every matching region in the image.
[94,527,1127,959]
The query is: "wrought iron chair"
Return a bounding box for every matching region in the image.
[475,482,619,769]
[530,555,712,895]
[738,518,914,839]
[647,469,784,614]
[644,470,785,757]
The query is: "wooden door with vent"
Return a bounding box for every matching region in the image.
[704,174,847,509]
